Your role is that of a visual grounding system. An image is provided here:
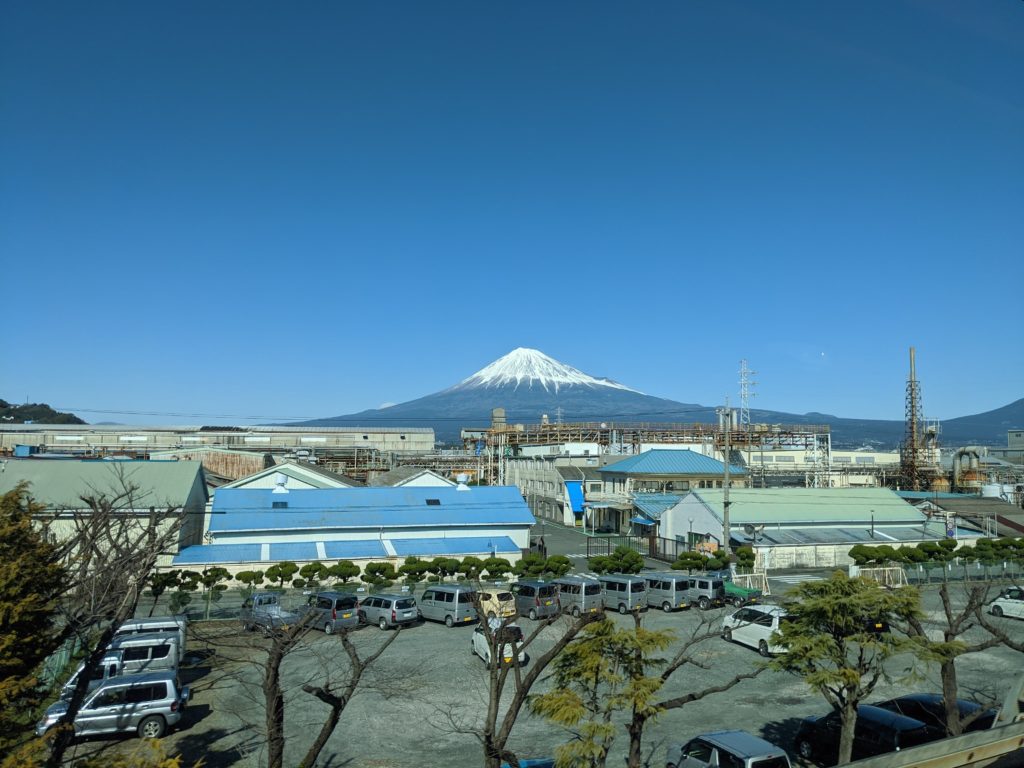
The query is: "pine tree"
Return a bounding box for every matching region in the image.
[775,571,923,765]
[0,484,69,751]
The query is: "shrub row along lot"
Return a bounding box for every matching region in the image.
[62,584,1022,768]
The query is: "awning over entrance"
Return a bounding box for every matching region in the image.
[631,516,656,526]
[565,480,584,513]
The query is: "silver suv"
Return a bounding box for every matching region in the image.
[358,593,419,630]
[666,730,790,768]
[37,671,190,740]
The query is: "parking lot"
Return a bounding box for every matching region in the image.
[57,580,1024,768]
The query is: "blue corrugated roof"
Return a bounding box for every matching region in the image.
[269,542,318,561]
[172,543,262,565]
[633,493,685,521]
[209,485,534,533]
[600,450,746,476]
[390,536,520,557]
[323,540,388,559]
[565,480,584,513]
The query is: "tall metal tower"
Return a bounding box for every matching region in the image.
[739,359,757,427]
[900,347,924,491]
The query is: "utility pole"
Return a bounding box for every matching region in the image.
[716,401,734,558]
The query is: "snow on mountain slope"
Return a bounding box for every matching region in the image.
[448,348,640,394]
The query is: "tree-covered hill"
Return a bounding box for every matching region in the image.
[0,399,85,424]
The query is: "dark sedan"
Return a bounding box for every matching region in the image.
[794,704,935,766]
[873,694,997,738]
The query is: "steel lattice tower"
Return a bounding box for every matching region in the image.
[901,347,924,491]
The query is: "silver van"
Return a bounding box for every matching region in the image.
[108,632,180,675]
[644,572,690,612]
[60,651,125,700]
[37,671,190,740]
[419,585,478,627]
[599,574,648,614]
[113,616,188,662]
[300,591,360,633]
[553,576,604,617]
[511,580,561,620]
[358,593,419,630]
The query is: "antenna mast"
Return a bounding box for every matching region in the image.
[739,359,756,428]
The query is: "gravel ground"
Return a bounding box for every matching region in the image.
[57,582,1024,768]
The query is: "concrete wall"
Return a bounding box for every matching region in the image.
[0,426,434,455]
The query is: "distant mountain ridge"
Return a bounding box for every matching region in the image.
[293,349,1022,448]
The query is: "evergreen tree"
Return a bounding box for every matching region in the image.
[530,617,673,768]
[326,560,360,585]
[0,485,69,752]
[775,571,924,765]
[589,545,644,575]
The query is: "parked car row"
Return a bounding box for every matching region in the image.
[38,615,191,741]
[242,573,746,638]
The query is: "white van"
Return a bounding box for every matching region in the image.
[108,632,181,674]
[60,651,125,700]
[721,605,788,657]
[113,616,188,662]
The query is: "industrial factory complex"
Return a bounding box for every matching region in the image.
[2,350,1022,573]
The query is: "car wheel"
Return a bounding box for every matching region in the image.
[572,606,581,618]
[758,639,771,658]
[137,715,166,739]
[324,622,334,635]
[662,602,672,613]
[698,597,710,610]
[378,617,388,631]
[445,615,454,628]
[723,628,732,642]
[796,738,814,760]
[528,608,538,621]
[667,763,678,768]
[618,603,627,615]
[992,605,1004,617]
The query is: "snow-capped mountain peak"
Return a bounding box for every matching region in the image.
[451,348,640,394]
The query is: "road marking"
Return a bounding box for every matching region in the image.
[770,573,823,585]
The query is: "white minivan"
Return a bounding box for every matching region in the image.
[990,587,1024,620]
[721,605,788,657]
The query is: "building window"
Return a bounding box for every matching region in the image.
[855,457,875,464]
[272,501,288,509]
[425,499,441,506]
[775,456,795,463]
[833,457,852,464]
[400,435,406,440]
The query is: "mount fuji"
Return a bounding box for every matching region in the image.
[295,348,1022,447]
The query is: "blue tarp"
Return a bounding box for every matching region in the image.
[565,480,584,513]
[631,516,655,526]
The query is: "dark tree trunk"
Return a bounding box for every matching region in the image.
[838,699,859,765]
[941,658,961,736]
[264,636,287,768]
[627,713,646,768]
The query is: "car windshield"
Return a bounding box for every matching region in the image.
[396,599,416,610]
[584,584,601,595]
[458,592,475,603]
[538,586,557,597]
[632,582,645,592]
[751,758,789,768]
[496,592,513,601]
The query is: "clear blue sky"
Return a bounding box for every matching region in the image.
[3,1,1022,424]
